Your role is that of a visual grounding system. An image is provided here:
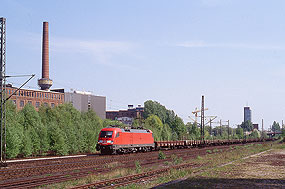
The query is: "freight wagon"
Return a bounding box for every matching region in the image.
[96,127,275,154]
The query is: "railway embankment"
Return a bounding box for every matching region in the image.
[48,141,279,188]
[154,141,285,189]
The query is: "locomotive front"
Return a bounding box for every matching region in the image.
[96,127,120,154]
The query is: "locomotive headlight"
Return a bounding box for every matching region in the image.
[99,140,103,143]
[107,140,113,144]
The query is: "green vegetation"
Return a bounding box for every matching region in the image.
[6,99,268,159]
[272,121,281,132]
[158,151,166,160]
[171,154,183,165]
[135,161,141,173]
[143,100,186,140]
[6,101,104,158]
[206,150,212,154]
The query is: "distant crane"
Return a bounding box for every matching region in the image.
[190,107,209,123]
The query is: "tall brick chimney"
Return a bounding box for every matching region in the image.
[38,22,53,90]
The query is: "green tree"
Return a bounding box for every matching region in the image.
[186,122,200,140]
[272,121,280,132]
[240,120,253,132]
[81,110,103,152]
[6,101,22,158]
[161,124,172,141]
[19,104,48,155]
[21,129,33,157]
[235,127,244,139]
[250,129,260,139]
[144,115,163,141]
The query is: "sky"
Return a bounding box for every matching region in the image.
[1,0,285,129]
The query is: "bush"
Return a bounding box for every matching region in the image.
[158,151,166,160]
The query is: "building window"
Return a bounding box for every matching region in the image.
[20,100,24,107]
[28,101,32,105]
[44,102,48,106]
[51,103,55,108]
[36,102,40,108]
[12,100,16,105]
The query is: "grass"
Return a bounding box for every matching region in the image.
[135,161,141,173]
[49,141,284,188]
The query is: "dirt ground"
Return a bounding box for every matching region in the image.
[164,149,285,188]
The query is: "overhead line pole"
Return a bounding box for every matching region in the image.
[227,120,230,142]
[201,95,205,143]
[0,17,6,166]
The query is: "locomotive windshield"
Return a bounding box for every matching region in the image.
[100,131,113,138]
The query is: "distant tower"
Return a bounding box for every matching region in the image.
[38,22,53,90]
[244,107,251,122]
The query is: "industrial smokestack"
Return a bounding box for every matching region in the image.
[38,21,53,90]
[42,22,49,79]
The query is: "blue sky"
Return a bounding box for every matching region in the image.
[1,0,285,129]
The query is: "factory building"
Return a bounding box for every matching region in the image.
[6,84,64,110]
[65,91,106,119]
[5,21,106,118]
[106,105,143,125]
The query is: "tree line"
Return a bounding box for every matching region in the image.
[5,100,283,159]
[6,101,112,158]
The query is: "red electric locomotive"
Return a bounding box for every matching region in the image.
[96,127,155,154]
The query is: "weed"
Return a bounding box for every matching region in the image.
[197,155,203,160]
[213,149,219,153]
[206,150,212,153]
[164,161,170,166]
[171,154,183,165]
[158,151,166,159]
[135,160,141,173]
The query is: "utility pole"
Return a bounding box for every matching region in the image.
[201,95,205,143]
[209,118,212,140]
[220,119,222,138]
[261,119,264,140]
[0,17,6,167]
[227,120,230,141]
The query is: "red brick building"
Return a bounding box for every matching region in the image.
[6,84,64,110]
[106,105,144,121]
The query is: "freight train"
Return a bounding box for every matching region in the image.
[96,127,274,154]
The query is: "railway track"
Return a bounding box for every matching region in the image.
[72,163,198,189]
[0,141,273,188]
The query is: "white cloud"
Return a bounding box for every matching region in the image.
[176,41,285,51]
[51,37,135,66]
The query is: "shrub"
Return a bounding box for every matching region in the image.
[158,151,166,160]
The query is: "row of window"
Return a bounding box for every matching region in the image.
[7,88,64,100]
[13,100,55,108]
